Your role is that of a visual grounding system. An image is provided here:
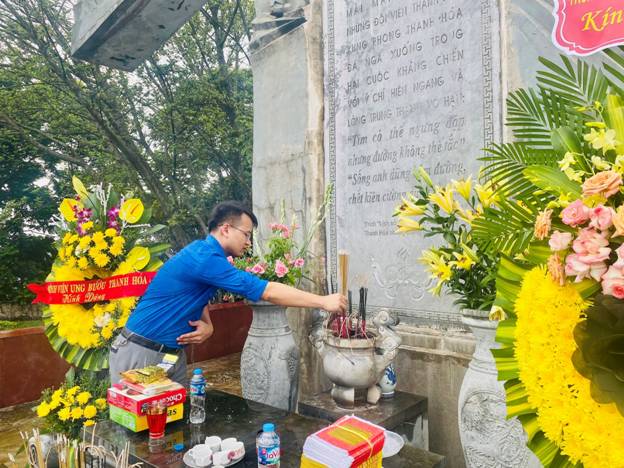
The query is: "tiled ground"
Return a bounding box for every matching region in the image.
[0,353,242,467]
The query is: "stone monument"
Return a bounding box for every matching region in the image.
[71,1,598,466]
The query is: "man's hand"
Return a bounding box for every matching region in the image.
[321,293,348,314]
[176,309,214,345]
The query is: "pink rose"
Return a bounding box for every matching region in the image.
[274,260,289,278]
[269,223,279,230]
[227,256,235,265]
[548,231,573,251]
[588,205,614,231]
[601,265,624,299]
[582,170,622,198]
[612,245,624,269]
[561,199,590,227]
[251,263,266,275]
[565,253,607,282]
[571,228,611,262]
[293,258,305,268]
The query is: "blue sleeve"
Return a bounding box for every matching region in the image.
[194,254,268,302]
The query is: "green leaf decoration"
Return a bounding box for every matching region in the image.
[523,166,582,198]
[605,94,624,154]
[551,127,582,155]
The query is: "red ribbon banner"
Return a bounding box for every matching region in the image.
[27,272,156,304]
[553,0,624,56]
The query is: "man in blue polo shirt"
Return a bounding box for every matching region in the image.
[109,201,347,386]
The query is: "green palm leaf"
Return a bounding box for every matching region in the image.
[537,56,609,107]
[481,142,558,202]
[472,198,542,255]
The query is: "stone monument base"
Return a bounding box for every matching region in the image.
[298,390,430,451]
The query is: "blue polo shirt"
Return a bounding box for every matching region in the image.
[125,235,268,348]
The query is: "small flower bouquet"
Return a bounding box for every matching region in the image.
[234,187,332,288]
[393,167,498,311]
[232,221,307,287]
[36,373,108,440]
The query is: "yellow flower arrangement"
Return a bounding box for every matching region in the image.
[36,176,167,371]
[36,379,108,440]
[515,267,624,467]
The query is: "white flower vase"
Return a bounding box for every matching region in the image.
[240,301,300,411]
[458,309,541,468]
[378,362,397,398]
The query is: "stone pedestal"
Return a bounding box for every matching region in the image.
[298,390,429,451]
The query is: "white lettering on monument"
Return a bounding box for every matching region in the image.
[324,0,500,324]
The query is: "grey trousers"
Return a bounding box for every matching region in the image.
[109,332,188,388]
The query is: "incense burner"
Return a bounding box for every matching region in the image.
[309,310,401,408]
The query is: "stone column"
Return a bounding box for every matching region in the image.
[250,0,331,400]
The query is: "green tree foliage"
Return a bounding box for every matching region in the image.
[0,0,254,302]
[0,128,57,302]
[0,0,254,247]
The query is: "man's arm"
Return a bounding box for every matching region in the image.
[261,282,347,313]
[176,305,215,345]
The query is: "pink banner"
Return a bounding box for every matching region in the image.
[552,0,624,56]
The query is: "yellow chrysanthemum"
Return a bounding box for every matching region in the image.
[83,405,97,419]
[81,221,94,232]
[49,397,61,410]
[70,407,83,420]
[58,407,71,421]
[83,419,95,427]
[105,228,117,238]
[36,402,50,418]
[515,267,624,467]
[62,233,73,245]
[109,242,124,256]
[101,323,114,340]
[95,398,107,410]
[91,231,105,243]
[76,391,91,405]
[78,236,91,250]
[93,253,110,268]
[77,257,89,270]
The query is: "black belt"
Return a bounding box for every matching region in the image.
[121,328,179,354]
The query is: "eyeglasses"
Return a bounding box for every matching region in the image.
[225,224,253,241]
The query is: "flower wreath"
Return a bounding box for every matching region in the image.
[30,177,167,370]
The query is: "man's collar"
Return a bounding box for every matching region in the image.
[206,234,227,257]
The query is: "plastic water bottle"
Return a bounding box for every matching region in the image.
[189,368,206,424]
[256,422,280,467]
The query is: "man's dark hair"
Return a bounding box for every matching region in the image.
[207,201,258,232]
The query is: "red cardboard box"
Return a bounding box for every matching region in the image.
[107,383,186,416]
